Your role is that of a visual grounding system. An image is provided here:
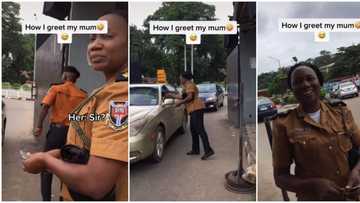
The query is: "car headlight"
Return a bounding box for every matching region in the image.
[206,97,216,102]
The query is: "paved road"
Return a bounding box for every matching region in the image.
[130,100,256,201]
[258,96,360,201]
[2,98,60,201]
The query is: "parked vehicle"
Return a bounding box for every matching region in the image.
[330,82,340,98]
[258,97,277,121]
[129,84,187,163]
[197,83,225,111]
[336,81,358,99]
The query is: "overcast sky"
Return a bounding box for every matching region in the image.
[18,2,54,22]
[259,2,360,74]
[130,1,233,29]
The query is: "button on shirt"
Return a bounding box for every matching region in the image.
[272,101,360,199]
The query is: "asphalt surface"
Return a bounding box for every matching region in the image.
[258,96,360,201]
[2,98,60,201]
[130,99,256,201]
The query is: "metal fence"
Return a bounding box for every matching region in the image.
[2,89,32,100]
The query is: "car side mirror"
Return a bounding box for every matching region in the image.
[163,98,175,105]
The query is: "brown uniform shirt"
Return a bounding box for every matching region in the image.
[272,101,360,200]
[183,81,205,113]
[42,81,87,126]
[61,76,128,201]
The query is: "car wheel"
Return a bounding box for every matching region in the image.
[212,101,218,111]
[152,126,165,163]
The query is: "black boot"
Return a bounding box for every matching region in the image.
[201,148,215,160]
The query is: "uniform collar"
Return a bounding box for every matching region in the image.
[64,81,74,85]
[296,100,328,118]
[184,80,192,86]
[296,100,330,129]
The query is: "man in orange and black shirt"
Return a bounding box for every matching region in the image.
[34,66,87,201]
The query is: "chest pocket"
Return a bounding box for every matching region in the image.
[336,131,353,152]
[288,130,319,162]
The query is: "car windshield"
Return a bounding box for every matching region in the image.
[130,87,159,106]
[197,84,216,93]
[340,82,354,89]
[258,98,271,105]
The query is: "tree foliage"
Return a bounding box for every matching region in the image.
[2,2,34,83]
[259,43,360,96]
[131,2,226,85]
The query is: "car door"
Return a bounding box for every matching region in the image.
[160,85,177,138]
[165,84,184,133]
[167,85,185,129]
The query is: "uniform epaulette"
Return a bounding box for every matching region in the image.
[49,82,63,87]
[115,73,128,82]
[277,109,292,117]
[324,98,347,107]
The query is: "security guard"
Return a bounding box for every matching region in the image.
[23,10,128,201]
[168,72,215,160]
[272,62,360,200]
[34,65,87,201]
[60,70,128,201]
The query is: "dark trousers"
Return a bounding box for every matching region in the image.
[41,124,68,201]
[189,109,212,153]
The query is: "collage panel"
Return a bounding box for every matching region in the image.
[129,1,256,201]
[2,1,128,201]
[258,2,360,201]
[3,0,360,202]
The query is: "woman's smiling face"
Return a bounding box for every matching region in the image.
[291,65,321,105]
[87,13,128,73]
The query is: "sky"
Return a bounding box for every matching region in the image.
[258,2,360,74]
[130,2,233,29]
[18,2,54,22]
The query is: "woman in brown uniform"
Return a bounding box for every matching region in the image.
[272,62,360,200]
[168,72,214,160]
[23,9,128,201]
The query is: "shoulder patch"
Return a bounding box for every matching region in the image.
[107,101,128,131]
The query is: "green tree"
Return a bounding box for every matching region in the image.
[2,2,34,83]
[131,2,226,84]
[258,71,277,90]
[329,44,360,79]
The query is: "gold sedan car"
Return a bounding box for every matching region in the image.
[130,84,187,163]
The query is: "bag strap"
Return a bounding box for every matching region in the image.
[70,85,106,149]
[71,121,91,149]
